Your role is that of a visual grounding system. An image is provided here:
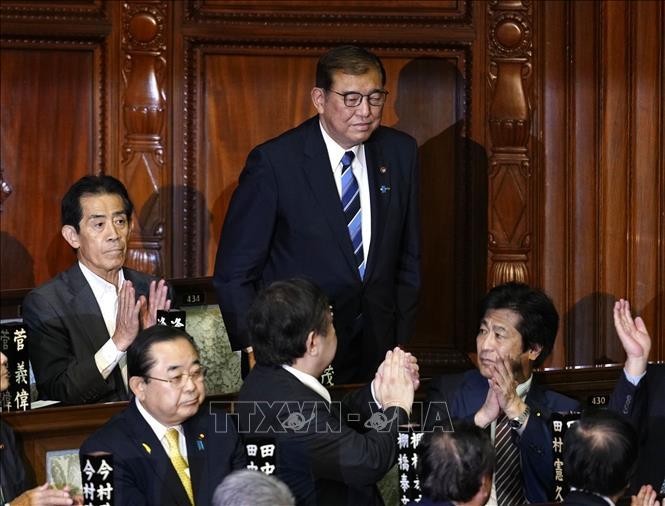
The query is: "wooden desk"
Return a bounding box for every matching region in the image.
[2,402,127,485]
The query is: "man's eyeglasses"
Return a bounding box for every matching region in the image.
[327,89,388,107]
[144,366,208,388]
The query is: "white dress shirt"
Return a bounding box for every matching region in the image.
[319,123,372,265]
[79,262,128,387]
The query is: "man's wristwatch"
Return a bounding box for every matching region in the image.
[509,405,530,430]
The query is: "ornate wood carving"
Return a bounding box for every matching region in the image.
[0,0,108,21]
[486,0,533,286]
[184,0,471,25]
[121,1,168,276]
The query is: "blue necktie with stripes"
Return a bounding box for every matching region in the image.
[340,151,365,279]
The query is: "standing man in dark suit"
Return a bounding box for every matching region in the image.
[214,45,421,384]
[609,299,665,494]
[427,282,579,504]
[236,279,417,506]
[23,175,171,404]
[80,325,246,506]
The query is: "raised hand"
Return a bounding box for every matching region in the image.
[374,348,415,414]
[401,349,420,390]
[112,280,142,351]
[474,383,500,428]
[139,279,171,329]
[490,356,527,419]
[631,485,661,506]
[614,299,651,377]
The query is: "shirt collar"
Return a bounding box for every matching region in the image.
[135,397,184,443]
[516,374,533,399]
[282,364,332,404]
[79,261,124,297]
[569,487,615,506]
[318,121,361,171]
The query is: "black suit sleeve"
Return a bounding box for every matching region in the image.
[213,147,278,350]
[23,290,114,404]
[298,399,408,487]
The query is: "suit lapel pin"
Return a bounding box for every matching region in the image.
[142,442,152,454]
[379,165,388,174]
[380,185,391,194]
[197,433,205,451]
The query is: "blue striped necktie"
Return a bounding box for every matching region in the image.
[340,151,365,279]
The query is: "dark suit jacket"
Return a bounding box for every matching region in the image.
[0,420,26,503]
[80,399,245,506]
[563,490,613,505]
[609,364,665,492]
[427,369,580,503]
[237,364,409,506]
[23,263,158,404]
[214,116,421,382]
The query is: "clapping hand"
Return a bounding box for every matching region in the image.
[140,279,171,329]
[614,299,651,377]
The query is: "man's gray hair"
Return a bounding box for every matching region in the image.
[212,470,295,506]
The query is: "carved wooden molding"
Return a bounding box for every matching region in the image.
[121,1,168,276]
[184,0,472,26]
[0,0,108,21]
[486,0,533,286]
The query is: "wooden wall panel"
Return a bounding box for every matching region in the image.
[202,53,317,276]
[538,0,665,366]
[630,0,664,362]
[0,45,101,289]
[538,0,567,368]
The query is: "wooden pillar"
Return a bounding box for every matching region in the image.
[121,0,168,276]
[486,0,534,286]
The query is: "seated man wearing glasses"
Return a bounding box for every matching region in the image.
[80,325,245,506]
[213,44,420,384]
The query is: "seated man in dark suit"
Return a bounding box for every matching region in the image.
[609,298,665,494]
[80,325,245,505]
[427,282,579,504]
[412,421,494,506]
[236,278,417,506]
[0,352,74,505]
[563,410,642,506]
[23,175,171,404]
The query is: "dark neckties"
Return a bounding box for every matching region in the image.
[494,414,526,505]
[340,151,365,278]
